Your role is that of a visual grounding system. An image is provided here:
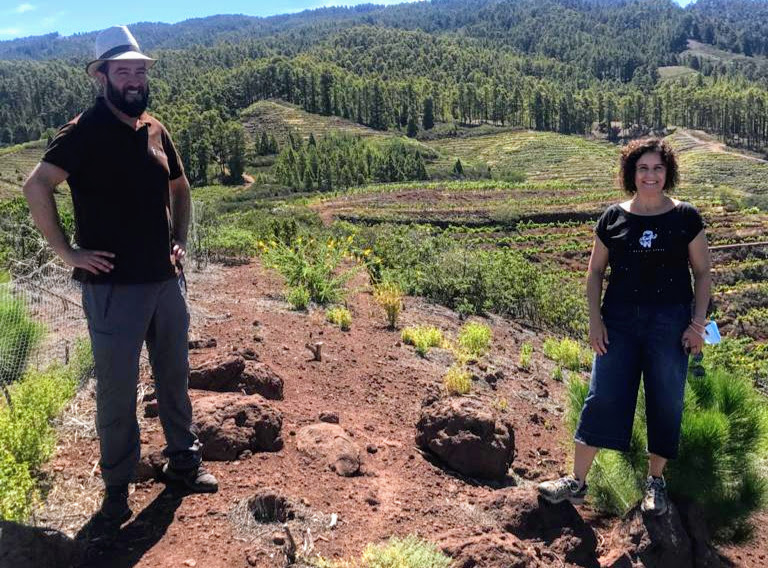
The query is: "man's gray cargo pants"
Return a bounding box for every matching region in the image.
[82,276,201,487]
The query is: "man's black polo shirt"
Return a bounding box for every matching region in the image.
[42,97,184,283]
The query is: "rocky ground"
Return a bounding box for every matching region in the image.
[3,260,768,567]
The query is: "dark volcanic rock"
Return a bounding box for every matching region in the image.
[189,355,283,399]
[133,450,165,482]
[319,411,340,424]
[439,528,545,568]
[603,502,721,568]
[415,396,515,480]
[677,501,722,568]
[189,355,245,391]
[193,393,283,461]
[240,361,284,399]
[296,423,361,477]
[188,338,217,350]
[485,488,599,567]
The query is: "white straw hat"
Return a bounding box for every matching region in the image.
[86,25,156,77]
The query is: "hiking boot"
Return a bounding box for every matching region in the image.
[163,463,219,493]
[538,475,587,505]
[641,476,669,516]
[97,484,132,525]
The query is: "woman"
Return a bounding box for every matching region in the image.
[538,138,711,516]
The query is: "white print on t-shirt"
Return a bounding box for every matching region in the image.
[639,230,657,249]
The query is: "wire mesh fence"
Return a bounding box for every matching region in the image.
[0,200,212,402]
[0,262,88,390]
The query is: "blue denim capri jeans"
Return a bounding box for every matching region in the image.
[575,301,691,460]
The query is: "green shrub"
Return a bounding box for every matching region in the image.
[444,365,472,395]
[0,365,78,471]
[519,342,533,370]
[0,341,86,521]
[542,337,592,372]
[0,448,36,521]
[361,535,452,568]
[64,338,96,387]
[699,337,768,387]
[494,396,510,412]
[310,535,451,568]
[286,285,311,310]
[491,168,527,184]
[401,326,444,357]
[457,322,492,358]
[0,291,45,387]
[384,243,588,335]
[586,448,645,515]
[670,367,768,539]
[262,236,359,305]
[373,281,404,329]
[206,225,259,259]
[564,360,768,538]
[490,200,522,225]
[327,306,352,331]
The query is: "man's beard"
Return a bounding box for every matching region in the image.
[106,80,149,117]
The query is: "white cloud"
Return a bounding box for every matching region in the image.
[14,3,36,13]
[0,27,23,36]
[41,12,64,26]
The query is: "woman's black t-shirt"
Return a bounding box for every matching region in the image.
[595,202,704,306]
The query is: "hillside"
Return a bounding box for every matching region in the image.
[0,141,44,199]
[241,101,387,144]
[5,0,768,158]
[23,259,768,568]
[4,116,768,566]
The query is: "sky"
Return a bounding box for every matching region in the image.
[0,0,696,41]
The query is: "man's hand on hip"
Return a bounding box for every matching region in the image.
[62,247,115,275]
[172,240,187,262]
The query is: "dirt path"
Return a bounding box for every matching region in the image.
[679,130,768,163]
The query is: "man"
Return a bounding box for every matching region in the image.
[23,25,217,525]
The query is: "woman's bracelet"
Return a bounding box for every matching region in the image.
[689,320,706,331]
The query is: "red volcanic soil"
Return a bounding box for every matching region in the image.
[33,260,768,567]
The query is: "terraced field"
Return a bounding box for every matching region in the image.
[241,100,386,143]
[240,99,451,178]
[683,39,768,66]
[0,140,45,199]
[667,130,768,195]
[3,125,767,340]
[316,129,768,340]
[429,130,619,185]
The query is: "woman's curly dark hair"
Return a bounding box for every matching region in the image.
[619,138,679,194]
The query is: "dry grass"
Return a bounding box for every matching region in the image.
[443,365,472,395]
[0,140,46,199]
[32,367,154,536]
[228,491,333,565]
[32,378,102,536]
[373,281,404,329]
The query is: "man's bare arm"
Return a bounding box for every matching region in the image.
[23,162,114,275]
[169,174,191,260]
